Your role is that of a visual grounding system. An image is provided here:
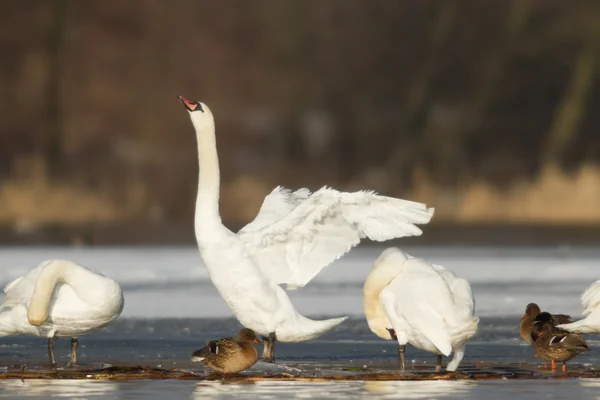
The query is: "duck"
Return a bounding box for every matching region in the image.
[557,279,600,334]
[178,97,434,362]
[191,328,262,374]
[0,260,124,366]
[364,247,479,372]
[519,303,571,344]
[531,312,589,372]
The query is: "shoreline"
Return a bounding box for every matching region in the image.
[0,362,597,381]
[1,222,600,247]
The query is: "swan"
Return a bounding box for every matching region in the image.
[557,279,600,334]
[364,247,479,372]
[179,97,435,362]
[0,260,124,366]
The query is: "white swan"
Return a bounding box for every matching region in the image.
[364,247,479,372]
[0,260,124,366]
[179,97,435,361]
[557,279,600,333]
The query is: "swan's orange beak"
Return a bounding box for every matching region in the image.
[253,337,263,345]
[179,96,199,112]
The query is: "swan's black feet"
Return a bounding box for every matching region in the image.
[66,338,78,367]
[47,337,57,367]
[262,332,276,362]
[435,355,443,373]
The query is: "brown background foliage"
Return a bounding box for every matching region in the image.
[1,0,600,230]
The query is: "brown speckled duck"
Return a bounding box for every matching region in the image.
[530,312,589,372]
[520,303,571,344]
[191,329,262,374]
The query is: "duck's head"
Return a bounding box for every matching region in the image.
[530,312,554,342]
[178,96,214,131]
[522,303,541,320]
[534,311,552,323]
[237,328,262,345]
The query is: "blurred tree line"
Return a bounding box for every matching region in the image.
[0,0,599,225]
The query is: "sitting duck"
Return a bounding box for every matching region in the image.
[530,312,589,372]
[191,328,262,374]
[520,303,571,344]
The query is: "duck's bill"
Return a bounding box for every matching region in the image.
[521,314,528,320]
[253,338,262,345]
[179,96,199,112]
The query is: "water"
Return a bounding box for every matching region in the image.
[0,245,599,399]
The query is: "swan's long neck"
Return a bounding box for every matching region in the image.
[194,122,222,235]
[27,260,100,326]
[364,249,406,340]
[364,270,394,339]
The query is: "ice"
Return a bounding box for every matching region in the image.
[0,245,598,319]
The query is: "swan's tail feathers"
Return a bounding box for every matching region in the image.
[446,344,466,372]
[276,314,348,342]
[558,312,600,334]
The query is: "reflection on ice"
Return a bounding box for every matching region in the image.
[363,380,474,399]
[0,379,117,398]
[192,380,475,400]
[192,381,366,400]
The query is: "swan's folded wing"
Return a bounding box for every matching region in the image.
[581,279,600,315]
[238,186,311,234]
[238,187,434,289]
[434,264,476,318]
[3,277,23,294]
[381,262,454,356]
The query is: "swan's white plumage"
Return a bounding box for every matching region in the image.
[365,248,479,371]
[239,186,312,234]
[0,260,124,339]
[557,279,600,333]
[184,100,433,343]
[239,187,434,289]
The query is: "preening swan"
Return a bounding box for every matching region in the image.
[0,260,124,366]
[557,279,600,334]
[179,97,434,362]
[364,248,479,372]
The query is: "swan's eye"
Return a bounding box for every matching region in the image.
[194,102,204,113]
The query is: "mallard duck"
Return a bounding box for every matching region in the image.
[519,303,571,344]
[531,312,589,372]
[191,328,262,374]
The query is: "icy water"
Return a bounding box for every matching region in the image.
[0,245,599,399]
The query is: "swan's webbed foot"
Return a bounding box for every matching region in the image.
[66,338,78,367]
[435,354,443,373]
[262,332,276,363]
[47,337,57,367]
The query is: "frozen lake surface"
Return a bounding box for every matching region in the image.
[0,245,599,399]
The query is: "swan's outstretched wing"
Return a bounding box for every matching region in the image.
[238,187,434,288]
[380,259,454,356]
[581,279,600,315]
[238,186,311,234]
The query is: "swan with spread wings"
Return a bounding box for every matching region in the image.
[179,97,434,362]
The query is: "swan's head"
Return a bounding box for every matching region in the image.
[179,96,214,132]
